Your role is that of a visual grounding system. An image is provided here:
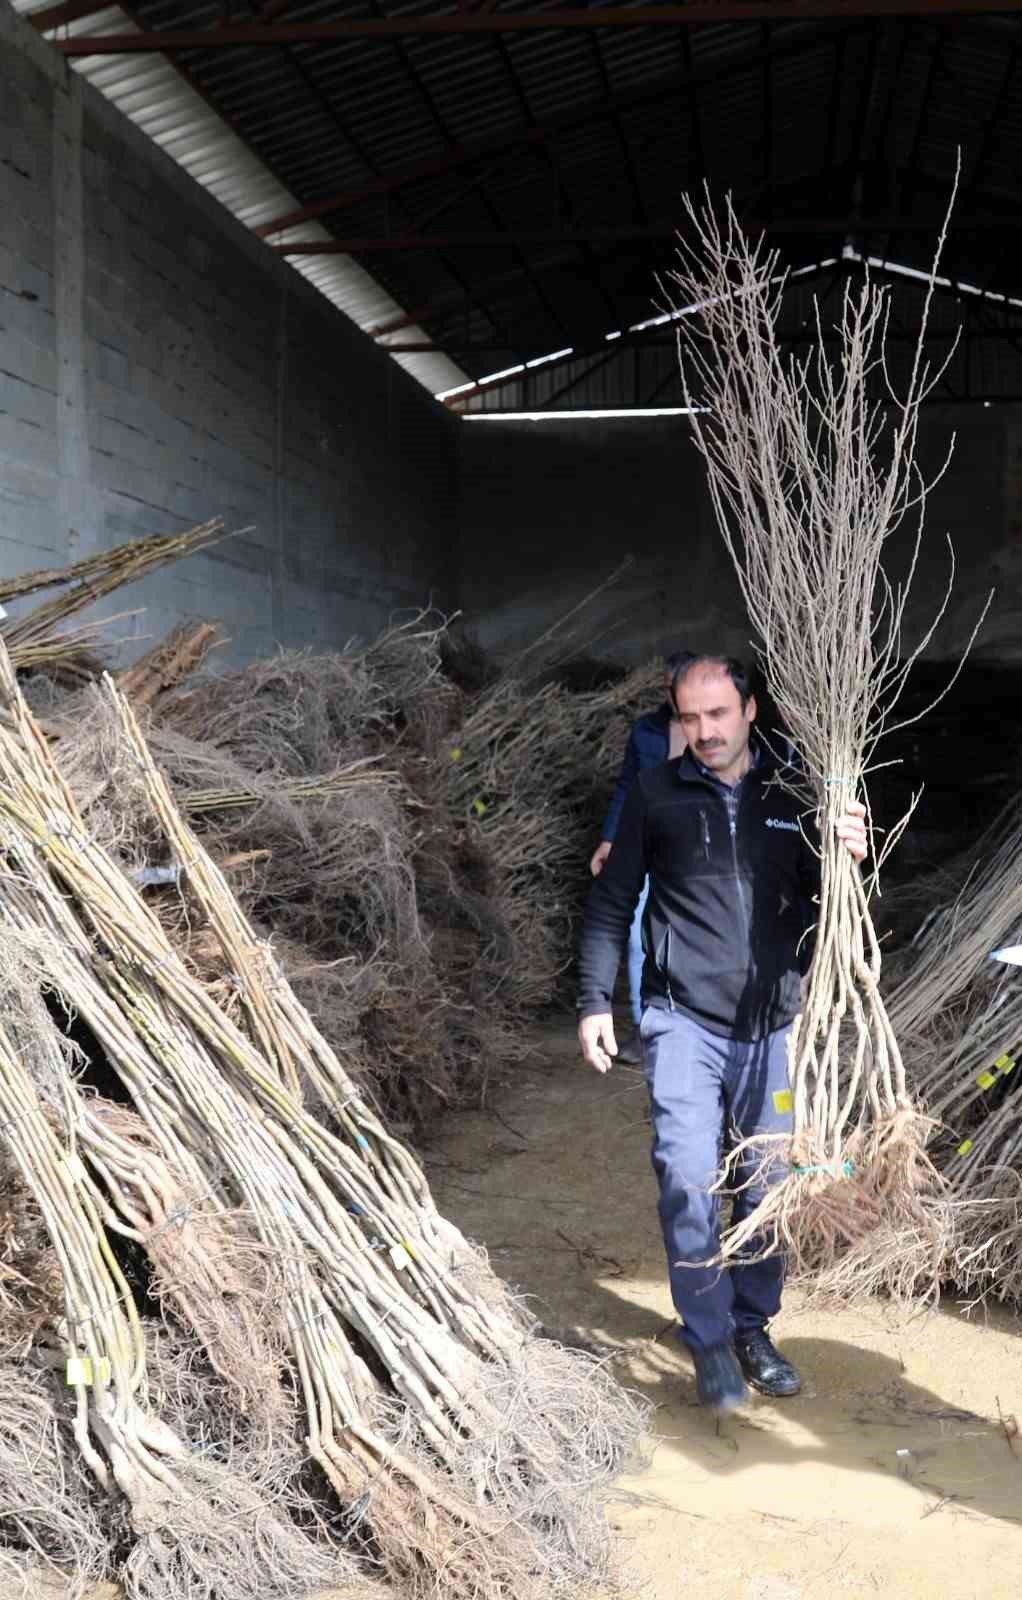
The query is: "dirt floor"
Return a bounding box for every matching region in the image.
[80,1018,1021,1600]
[424,1020,1022,1600]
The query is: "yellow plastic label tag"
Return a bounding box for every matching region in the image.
[1000,1057,1016,1076]
[772,1089,794,1114]
[957,1139,974,1157]
[977,1071,997,1090]
[472,798,487,817]
[449,747,462,763]
[994,1053,1013,1069]
[66,1356,112,1388]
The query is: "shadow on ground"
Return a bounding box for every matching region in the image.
[426,1021,1022,1597]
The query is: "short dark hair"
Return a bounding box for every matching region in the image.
[671,653,753,710]
[664,649,694,675]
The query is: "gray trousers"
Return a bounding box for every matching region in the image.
[639,1005,792,1353]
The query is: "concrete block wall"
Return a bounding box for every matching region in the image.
[457,409,1017,668]
[4,0,1017,679]
[457,416,756,665]
[0,0,458,664]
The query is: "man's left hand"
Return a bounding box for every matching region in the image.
[835,799,868,864]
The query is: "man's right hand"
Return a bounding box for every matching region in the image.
[590,841,612,876]
[578,1013,618,1074]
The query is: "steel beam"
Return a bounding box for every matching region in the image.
[368,234,1018,341]
[388,326,1022,354]
[366,0,571,345]
[901,24,946,215]
[254,25,863,237]
[437,307,1022,403]
[272,217,1022,253]
[52,3,1022,57]
[273,228,678,252]
[462,394,1022,410]
[27,0,113,29]
[256,128,561,238]
[959,36,1019,204]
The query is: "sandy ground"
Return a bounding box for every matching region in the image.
[423,1020,1022,1600]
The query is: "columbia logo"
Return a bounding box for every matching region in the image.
[765,817,799,832]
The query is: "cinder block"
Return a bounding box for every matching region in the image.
[0,9,458,652]
[0,464,59,555]
[0,329,57,394]
[88,448,169,511]
[101,493,185,545]
[0,279,56,357]
[0,409,57,474]
[0,242,53,312]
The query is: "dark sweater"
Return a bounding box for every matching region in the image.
[578,745,819,1042]
[600,702,674,841]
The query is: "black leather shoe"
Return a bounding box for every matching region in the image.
[691,1343,748,1413]
[734,1329,802,1397]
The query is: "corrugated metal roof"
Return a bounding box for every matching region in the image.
[14,0,465,398]
[17,2,1022,409]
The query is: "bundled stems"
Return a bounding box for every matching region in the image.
[0,639,647,1600]
[667,177,984,1298]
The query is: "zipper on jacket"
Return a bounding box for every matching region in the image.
[700,807,710,861]
[729,789,751,952]
[664,926,675,1010]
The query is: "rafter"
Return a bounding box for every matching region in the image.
[365,208,1022,340]
[272,217,1022,254]
[274,229,679,254]
[26,0,112,29]
[446,319,1022,407]
[428,249,1022,403]
[380,324,1022,354]
[823,33,849,174]
[960,36,1020,202]
[401,318,1022,360]
[369,241,656,339]
[531,27,630,329]
[51,2,1022,57]
[867,19,913,178]
[680,26,705,183]
[253,25,863,238]
[847,20,885,212]
[275,22,526,354]
[362,0,571,346]
[900,24,946,214]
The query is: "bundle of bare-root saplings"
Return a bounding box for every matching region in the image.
[0,530,648,1600]
[881,796,1022,1311]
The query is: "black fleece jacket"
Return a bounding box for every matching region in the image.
[577,745,819,1042]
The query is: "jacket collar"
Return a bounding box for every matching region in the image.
[676,733,776,788]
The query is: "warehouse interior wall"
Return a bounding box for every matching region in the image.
[0,1,458,665]
[456,408,1020,668]
[3,0,1021,681]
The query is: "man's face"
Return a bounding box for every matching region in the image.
[673,667,756,776]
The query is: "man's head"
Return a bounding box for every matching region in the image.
[663,649,695,695]
[671,655,756,781]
